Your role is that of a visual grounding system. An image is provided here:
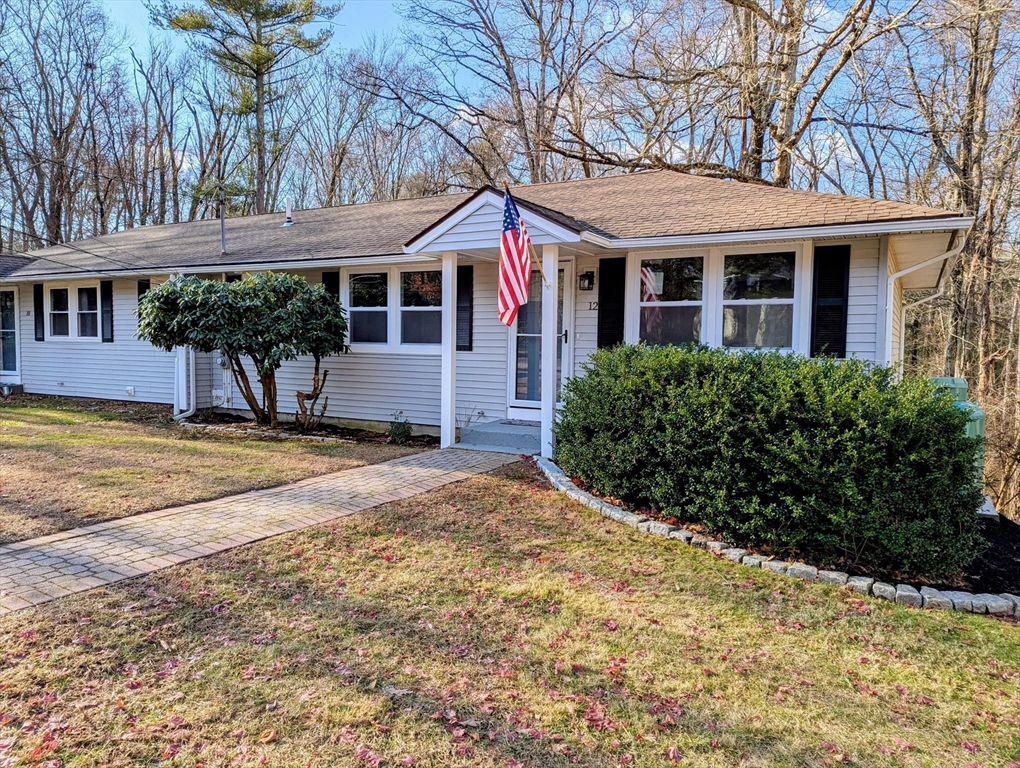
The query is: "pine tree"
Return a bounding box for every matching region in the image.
[151,0,340,214]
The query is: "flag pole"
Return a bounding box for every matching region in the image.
[503,180,550,288]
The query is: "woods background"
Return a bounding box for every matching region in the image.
[3,0,1019,518]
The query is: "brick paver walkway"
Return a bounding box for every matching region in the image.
[0,449,517,616]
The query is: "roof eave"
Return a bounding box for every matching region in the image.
[0,251,441,282]
[582,216,975,250]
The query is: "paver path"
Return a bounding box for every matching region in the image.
[0,449,518,616]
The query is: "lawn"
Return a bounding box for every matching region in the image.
[0,396,420,544]
[0,462,1018,767]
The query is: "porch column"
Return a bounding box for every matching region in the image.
[440,251,457,448]
[540,244,558,458]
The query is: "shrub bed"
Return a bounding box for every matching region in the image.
[555,345,984,577]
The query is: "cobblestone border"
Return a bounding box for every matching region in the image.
[534,456,1020,618]
[179,421,357,444]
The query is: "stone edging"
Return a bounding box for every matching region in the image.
[533,456,1020,619]
[179,421,356,444]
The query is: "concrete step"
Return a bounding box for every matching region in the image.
[460,420,541,453]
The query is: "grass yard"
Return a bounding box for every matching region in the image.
[1,462,1018,767]
[0,396,421,544]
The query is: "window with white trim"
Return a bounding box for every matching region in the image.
[349,272,388,344]
[50,288,69,336]
[638,256,703,345]
[77,286,98,337]
[345,267,446,350]
[400,270,442,344]
[722,252,795,349]
[47,284,102,340]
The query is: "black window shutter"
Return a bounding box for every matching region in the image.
[597,257,626,348]
[100,280,114,343]
[810,245,851,358]
[33,283,44,341]
[322,271,340,300]
[456,265,473,351]
[137,279,151,299]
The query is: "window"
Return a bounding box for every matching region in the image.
[722,252,795,348]
[349,272,388,343]
[77,287,98,337]
[638,257,703,345]
[400,270,442,344]
[45,284,103,340]
[1,291,15,371]
[50,288,69,336]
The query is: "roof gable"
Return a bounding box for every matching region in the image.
[403,188,582,254]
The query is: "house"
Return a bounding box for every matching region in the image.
[0,171,972,457]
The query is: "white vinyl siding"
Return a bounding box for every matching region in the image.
[573,255,600,371]
[425,205,506,252]
[890,275,904,366]
[846,238,881,360]
[454,261,507,425]
[19,278,176,402]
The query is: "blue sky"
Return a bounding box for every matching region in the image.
[101,0,403,52]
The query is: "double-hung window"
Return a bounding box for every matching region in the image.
[50,288,69,337]
[349,272,389,344]
[77,287,99,337]
[638,256,703,345]
[400,270,442,344]
[48,285,101,340]
[722,252,795,349]
[346,267,445,349]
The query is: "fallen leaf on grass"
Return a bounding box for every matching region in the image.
[259,729,277,744]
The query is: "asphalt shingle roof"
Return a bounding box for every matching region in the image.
[4,170,962,280]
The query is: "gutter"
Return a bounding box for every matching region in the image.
[580,215,975,251]
[884,228,968,366]
[2,252,440,283]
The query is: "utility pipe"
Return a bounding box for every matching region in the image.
[884,229,968,365]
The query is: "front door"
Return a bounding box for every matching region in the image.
[0,290,17,377]
[508,260,573,416]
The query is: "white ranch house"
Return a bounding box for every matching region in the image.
[0,171,972,457]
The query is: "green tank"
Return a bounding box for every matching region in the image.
[931,377,985,476]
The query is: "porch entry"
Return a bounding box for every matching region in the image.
[1,290,16,374]
[508,259,573,418]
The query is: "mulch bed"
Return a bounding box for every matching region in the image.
[188,410,440,447]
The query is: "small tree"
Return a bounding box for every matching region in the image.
[137,272,348,427]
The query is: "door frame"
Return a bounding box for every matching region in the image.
[0,286,21,383]
[506,257,574,420]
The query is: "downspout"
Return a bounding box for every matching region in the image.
[884,229,967,366]
[173,347,197,422]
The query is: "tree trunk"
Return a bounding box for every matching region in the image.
[255,62,267,214]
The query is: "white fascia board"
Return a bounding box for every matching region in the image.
[403,189,581,253]
[3,252,438,282]
[581,216,975,250]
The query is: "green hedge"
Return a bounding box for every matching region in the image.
[555,345,984,577]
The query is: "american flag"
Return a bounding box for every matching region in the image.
[497,188,532,326]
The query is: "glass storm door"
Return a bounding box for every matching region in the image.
[509,261,573,410]
[0,291,15,373]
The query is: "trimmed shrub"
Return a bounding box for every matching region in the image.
[555,345,984,577]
